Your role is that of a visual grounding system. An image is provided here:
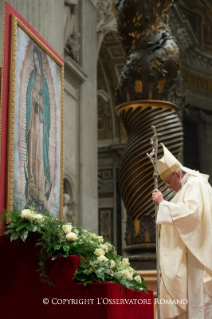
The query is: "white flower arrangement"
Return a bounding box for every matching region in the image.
[20,209,33,219]
[3,207,146,292]
[110,260,116,268]
[122,258,130,267]
[106,243,112,251]
[21,209,44,221]
[97,255,108,263]
[62,224,73,234]
[134,275,142,284]
[114,269,133,281]
[121,269,133,281]
[100,244,108,252]
[66,232,78,241]
[32,213,43,220]
[97,236,104,243]
[94,248,105,256]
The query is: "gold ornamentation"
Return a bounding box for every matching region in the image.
[157,79,166,93]
[160,161,182,180]
[126,91,130,101]
[0,2,6,180]
[116,100,178,116]
[145,228,151,243]
[7,14,18,212]
[134,218,140,235]
[134,80,143,93]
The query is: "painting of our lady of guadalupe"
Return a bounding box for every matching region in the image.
[25,46,52,210]
[11,25,62,219]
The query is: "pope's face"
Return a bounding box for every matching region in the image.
[163,171,183,192]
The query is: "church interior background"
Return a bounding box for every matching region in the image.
[1,0,212,283]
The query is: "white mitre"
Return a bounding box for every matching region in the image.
[157,143,209,182]
[157,143,182,180]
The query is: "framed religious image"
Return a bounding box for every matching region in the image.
[4,7,64,219]
[99,208,113,242]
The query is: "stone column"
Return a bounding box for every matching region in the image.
[78,0,98,232]
[64,57,87,226]
[115,0,183,269]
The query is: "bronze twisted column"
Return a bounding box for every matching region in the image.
[115,0,183,269]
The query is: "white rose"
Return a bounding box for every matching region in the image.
[126,273,133,281]
[100,244,108,252]
[110,260,116,268]
[91,233,97,238]
[62,225,73,234]
[122,270,133,281]
[122,258,130,267]
[66,232,78,241]
[134,275,141,284]
[98,236,104,243]
[73,229,79,234]
[106,243,112,251]
[97,255,108,263]
[33,214,43,220]
[20,209,33,219]
[94,248,105,256]
[129,268,134,274]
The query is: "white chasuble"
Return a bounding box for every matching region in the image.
[157,175,212,319]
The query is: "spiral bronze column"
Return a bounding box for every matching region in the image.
[115,0,183,269]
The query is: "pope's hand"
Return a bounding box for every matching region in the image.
[152,189,163,205]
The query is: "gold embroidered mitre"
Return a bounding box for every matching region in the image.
[157,143,182,180]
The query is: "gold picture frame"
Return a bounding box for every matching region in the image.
[7,14,64,219]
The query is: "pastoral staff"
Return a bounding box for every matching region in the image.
[151,143,212,319]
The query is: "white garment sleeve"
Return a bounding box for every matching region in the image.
[156,200,173,225]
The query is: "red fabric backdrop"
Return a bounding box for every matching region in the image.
[0,236,154,319]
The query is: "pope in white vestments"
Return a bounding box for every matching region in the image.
[151,143,212,319]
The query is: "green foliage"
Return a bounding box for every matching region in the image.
[0,209,147,292]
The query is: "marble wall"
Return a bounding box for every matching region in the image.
[0,0,64,59]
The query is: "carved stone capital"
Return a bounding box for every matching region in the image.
[96,0,117,32]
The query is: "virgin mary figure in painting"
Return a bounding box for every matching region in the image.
[25,46,52,211]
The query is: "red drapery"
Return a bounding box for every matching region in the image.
[0,236,154,319]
